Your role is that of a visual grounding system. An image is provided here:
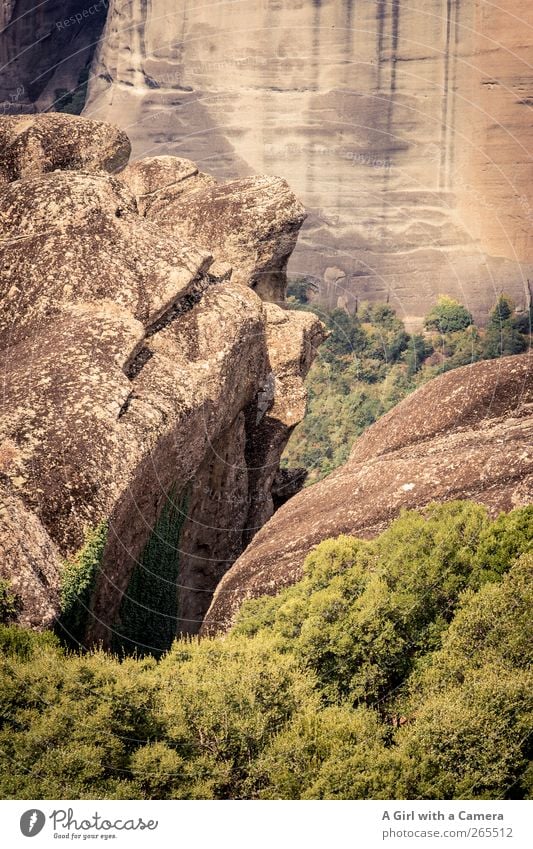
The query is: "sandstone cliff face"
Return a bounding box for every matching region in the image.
[86,0,533,323]
[0,113,325,641]
[0,0,107,112]
[202,353,533,635]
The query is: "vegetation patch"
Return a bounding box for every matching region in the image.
[112,490,189,658]
[58,522,108,649]
[54,66,91,115]
[283,287,531,484]
[0,579,19,625]
[0,502,531,800]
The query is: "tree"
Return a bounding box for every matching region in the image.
[488,294,514,326]
[424,296,473,333]
[482,295,527,359]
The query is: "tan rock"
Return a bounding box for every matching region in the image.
[0,116,321,637]
[0,170,210,350]
[117,155,217,215]
[0,113,131,185]
[86,0,533,321]
[145,176,307,302]
[0,486,62,630]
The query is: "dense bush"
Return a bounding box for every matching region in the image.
[0,579,18,624]
[424,295,473,333]
[0,502,531,800]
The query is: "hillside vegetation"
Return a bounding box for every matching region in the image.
[1,502,531,800]
[283,289,531,483]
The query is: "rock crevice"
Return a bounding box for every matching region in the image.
[0,113,325,642]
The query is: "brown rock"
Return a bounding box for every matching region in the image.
[0,170,210,350]
[176,303,326,633]
[0,113,131,185]
[145,176,307,302]
[117,155,217,215]
[202,354,533,635]
[0,486,62,629]
[0,116,321,637]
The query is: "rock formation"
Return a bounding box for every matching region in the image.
[202,353,533,635]
[85,0,533,324]
[0,113,325,643]
[0,1,107,112]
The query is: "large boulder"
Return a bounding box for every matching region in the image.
[144,176,307,303]
[0,113,131,185]
[0,115,323,642]
[202,354,533,635]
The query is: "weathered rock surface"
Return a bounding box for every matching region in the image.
[117,155,217,215]
[86,0,533,323]
[0,0,107,112]
[202,353,533,635]
[144,176,307,303]
[0,113,324,639]
[177,302,324,631]
[0,113,131,185]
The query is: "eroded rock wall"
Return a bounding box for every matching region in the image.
[85,0,533,324]
[0,0,108,111]
[0,113,325,642]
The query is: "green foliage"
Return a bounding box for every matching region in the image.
[481,294,527,359]
[282,304,418,483]
[58,522,108,649]
[0,579,18,624]
[112,491,188,658]
[0,502,531,800]
[391,554,533,799]
[286,277,320,305]
[0,625,60,661]
[53,66,91,115]
[236,502,502,704]
[489,294,514,324]
[424,295,473,333]
[283,294,530,484]
[512,304,533,335]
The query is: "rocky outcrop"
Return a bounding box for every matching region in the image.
[202,353,533,635]
[0,1,108,112]
[0,113,325,640]
[0,113,130,185]
[85,0,533,324]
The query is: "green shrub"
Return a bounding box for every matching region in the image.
[424,296,473,333]
[1,503,531,800]
[0,579,18,624]
[58,522,108,649]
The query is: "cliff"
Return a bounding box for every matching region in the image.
[0,113,325,643]
[202,353,533,634]
[85,0,533,323]
[0,1,107,112]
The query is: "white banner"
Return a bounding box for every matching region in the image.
[1,799,531,849]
